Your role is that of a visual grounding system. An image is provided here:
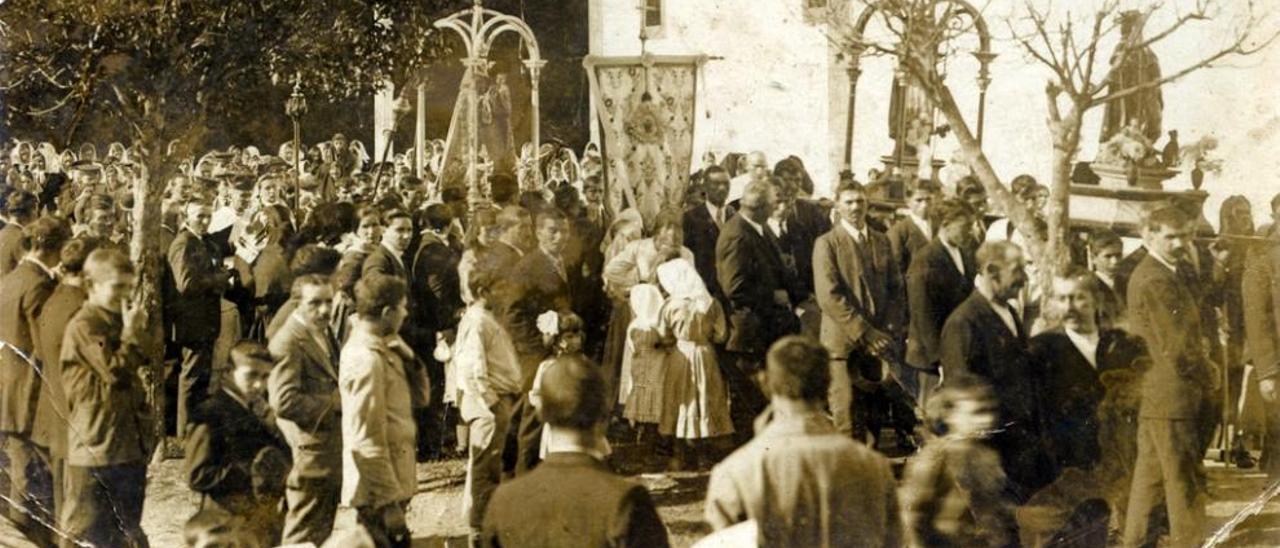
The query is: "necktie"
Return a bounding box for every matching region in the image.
[1006,302,1025,340]
[852,234,875,316]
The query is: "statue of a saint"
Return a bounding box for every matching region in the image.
[887,72,934,157]
[1099,11,1163,144]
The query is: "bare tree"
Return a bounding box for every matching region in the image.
[1011,0,1280,274]
[823,0,1279,281]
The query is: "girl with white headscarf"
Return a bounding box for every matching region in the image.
[656,257,732,470]
[622,283,668,426]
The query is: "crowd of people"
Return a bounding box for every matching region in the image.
[0,135,1275,548]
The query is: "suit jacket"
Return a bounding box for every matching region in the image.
[32,283,86,457]
[683,202,734,301]
[565,214,608,328]
[906,241,976,370]
[410,233,463,338]
[339,328,417,508]
[0,223,25,276]
[1243,238,1280,380]
[774,199,831,298]
[268,315,342,477]
[1127,254,1212,419]
[362,244,408,282]
[716,214,799,357]
[61,303,155,466]
[813,224,904,358]
[0,260,57,434]
[482,452,669,548]
[1029,328,1148,471]
[1093,273,1126,328]
[940,290,1051,494]
[887,216,931,276]
[168,229,228,346]
[1114,245,1147,300]
[706,410,900,548]
[186,389,288,513]
[503,250,571,376]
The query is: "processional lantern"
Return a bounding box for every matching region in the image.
[284,73,308,209]
[844,0,994,188]
[435,0,545,211]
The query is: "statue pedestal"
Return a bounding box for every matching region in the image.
[880,154,946,184]
[1089,161,1179,191]
[1070,161,1204,236]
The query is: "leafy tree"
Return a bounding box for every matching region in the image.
[1,0,463,454]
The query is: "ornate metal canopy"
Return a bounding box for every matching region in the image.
[435,0,546,206]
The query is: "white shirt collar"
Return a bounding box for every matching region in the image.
[909,212,932,239]
[741,214,765,237]
[1149,250,1179,274]
[23,256,56,279]
[840,219,868,242]
[1064,328,1100,368]
[976,280,1018,335]
[767,217,786,236]
[941,238,966,275]
[381,242,405,267]
[1095,271,1115,289]
[222,386,252,411]
[706,201,721,221]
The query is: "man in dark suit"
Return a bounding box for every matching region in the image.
[906,199,977,405]
[31,237,98,525]
[813,180,905,440]
[482,355,669,548]
[168,199,232,438]
[187,341,289,546]
[1122,205,1215,547]
[410,204,463,459]
[941,240,1052,500]
[0,216,69,543]
[267,275,342,546]
[716,179,800,443]
[1031,268,1149,474]
[769,176,831,302]
[1113,244,1147,301]
[506,209,573,474]
[1243,211,1280,479]
[0,189,37,276]
[1087,229,1127,328]
[887,178,940,276]
[554,184,607,350]
[362,208,413,282]
[683,166,733,302]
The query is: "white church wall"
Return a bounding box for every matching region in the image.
[589,0,1280,220]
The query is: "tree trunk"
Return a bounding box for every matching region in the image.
[926,79,1037,243]
[1044,113,1081,287]
[131,140,169,463]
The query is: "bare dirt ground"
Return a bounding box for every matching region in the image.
[119,455,1280,547]
[0,446,1265,547]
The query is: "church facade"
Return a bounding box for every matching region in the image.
[587,0,857,193]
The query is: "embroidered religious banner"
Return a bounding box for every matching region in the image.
[585,55,705,228]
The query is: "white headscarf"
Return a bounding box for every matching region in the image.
[629,283,664,330]
[657,258,713,313]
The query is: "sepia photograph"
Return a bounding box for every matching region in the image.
[2,0,1280,546]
